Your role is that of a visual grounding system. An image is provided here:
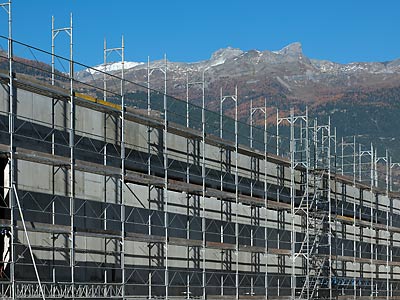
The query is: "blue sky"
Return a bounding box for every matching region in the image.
[3,0,400,67]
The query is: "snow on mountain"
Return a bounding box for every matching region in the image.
[311,59,396,75]
[87,61,144,75]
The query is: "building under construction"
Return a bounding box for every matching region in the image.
[1,3,400,300]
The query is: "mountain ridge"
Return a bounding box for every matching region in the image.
[77,42,400,80]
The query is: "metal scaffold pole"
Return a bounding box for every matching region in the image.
[185,70,203,298]
[146,54,168,299]
[163,53,169,300]
[250,98,268,298]
[69,13,75,298]
[386,206,390,300]
[305,108,310,300]
[50,14,57,288]
[370,143,374,190]
[201,69,207,300]
[386,150,389,195]
[234,86,239,300]
[276,109,279,156]
[120,35,126,300]
[353,200,357,300]
[328,117,333,300]
[219,87,226,296]
[186,71,191,299]
[359,144,362,182]
[0,0,14,298]
[102,35,126,297]
[52,12,74,298]
[289,108,295,300]
[147,55,153,299]
[264,98,269,299]
[263,97,268,299]
[353,136,356,185]
[220,86,238,298]
[103,38,107,101]
[341,137,344,176]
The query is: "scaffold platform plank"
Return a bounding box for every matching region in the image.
[328,254,400,267]
[238,296,267,300]
[206,241,236,250]
[169,237,203,247]
[336,215,400,234]
[238,245,266,253]
[338,296,400,300]
[125,232,164,243]
[267,248,291,255]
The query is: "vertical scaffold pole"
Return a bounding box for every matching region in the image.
[103,38,107,101]
[263,97,268,299]
[250,98,268,297]
[305,108,309,300]
[249,99,254,297]
[353,136,356,185]
[275,109,282,295]
[51,15,55,87]
[289,108,295,300]
[370,196,374,299]
[220,87,239,298]
[120,35,126,300]
[386,208,389,300]
[201,69,207,300]
[371,149,377,300]
[219,87,224,296]
[390,197,393,298]
[185,71,204,298]
[147,55,152,298]
[328,117,333,300]
[276,109,279,156]
[353,201,356,300]
[103,35,126,297]
[386,150,389,195]
[374,148,378,188]
[186,72,190,299]
[370,143,374,190]
[359,144,362,182]
[250,99,253,150]
[50,15,57,287]
[234,86,239,300]
[389,158,393,192]
[102,34,126,297]
[51,12,73,296]
[341,136,344,176]
[68,13,75,297]
[146,55,168,298]
[163,54,169,300]
[1,1,14,298]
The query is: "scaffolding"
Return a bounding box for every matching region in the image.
[1,3,400,300]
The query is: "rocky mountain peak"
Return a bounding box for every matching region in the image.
[275,42,303,57]
[210,47,244,61]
